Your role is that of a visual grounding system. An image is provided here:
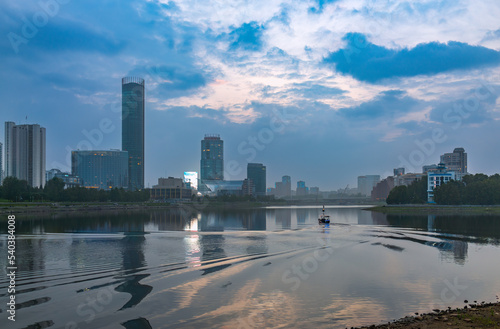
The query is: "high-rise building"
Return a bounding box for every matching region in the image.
[71,150,128,190]
[200,134,223,181]
[247,163,266,196]
[440,147,467,179]
[296,180,308,196]
[4,122,46,187]
[275,175,291,198]
[357,175,380,196]
[122,77,145,191]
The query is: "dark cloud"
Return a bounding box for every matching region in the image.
[324,33,500,83]
[130,65,208,99]
[228,21,264,51]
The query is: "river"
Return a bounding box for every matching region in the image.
[0,205,499,328]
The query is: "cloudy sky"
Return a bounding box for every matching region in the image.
[2,0,500,190]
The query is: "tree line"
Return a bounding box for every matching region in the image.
[0,177,150,202]
[386,174,500,205]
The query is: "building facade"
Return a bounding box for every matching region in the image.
[71,150,128,190]
[122,77,145,191]
[46,168,82,188]
[296,180,308,196]
[4,122,46,187]
[394,173,425,187]
[150,177,192,201]
[440,147,467,180]
[200,134,224,181]
[371,177,395,201]
[427,163,455,202]
[357,175,380,196]
[274,175,291,198]
[247,163,266,196]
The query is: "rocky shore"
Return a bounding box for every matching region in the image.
[353,299,500,329]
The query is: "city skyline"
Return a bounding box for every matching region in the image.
[1,1,500,190]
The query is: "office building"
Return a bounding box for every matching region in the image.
[394,173,425,187]
[274,175,291,198]
[296,180,308,196]
[200,134,224,181]
[122,77,145,191]
[247,163,266,196]
[427,163,455,202]
[4,122,46,187]
[309,187,320,195]
[200,180,245,196]
[440,147,467,180]
[71,150,128,190]
[242,178,255,196]
[151,177,192,201]
[371,177,395,201]
[357,175,380,197]
[46,168,82,188]
[423,164,438,174]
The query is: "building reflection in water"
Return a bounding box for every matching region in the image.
[426,215,468,264]
[114,233,153,310]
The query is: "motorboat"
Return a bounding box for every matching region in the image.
[318,206,330,224]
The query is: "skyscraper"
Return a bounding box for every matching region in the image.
[247,163,266,196]
[357,175,380,196]
[4,122,46,187]
[200,134,223,181]
[122,77,145,191]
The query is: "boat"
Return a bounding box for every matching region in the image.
[318,206,330,224]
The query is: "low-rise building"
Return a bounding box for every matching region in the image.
[427,163,455,203]
[150,177,192,201]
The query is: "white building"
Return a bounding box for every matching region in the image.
[4,122,46,188]
[427,163,455,203]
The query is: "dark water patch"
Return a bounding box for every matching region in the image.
[121,317,153,329]
[21,320,54,329]
[16,297,51,310]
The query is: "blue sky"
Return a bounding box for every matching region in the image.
[1,0,500,190]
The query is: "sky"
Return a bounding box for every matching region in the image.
[1,0,500,191]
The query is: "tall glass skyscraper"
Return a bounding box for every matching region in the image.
[247,163,266,196]
[200,134,223,181]
[122,77,145,191]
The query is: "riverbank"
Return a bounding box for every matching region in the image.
[0,200,284,216]
[368,204,500,215]
[355,300,500,328]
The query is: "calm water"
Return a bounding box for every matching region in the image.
[1,206,500,329]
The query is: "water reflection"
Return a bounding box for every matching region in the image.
[114,233,152,310]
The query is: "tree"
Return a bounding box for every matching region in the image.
[386,185,408,204]
[1,176,29,201]
[44,177,65,201]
